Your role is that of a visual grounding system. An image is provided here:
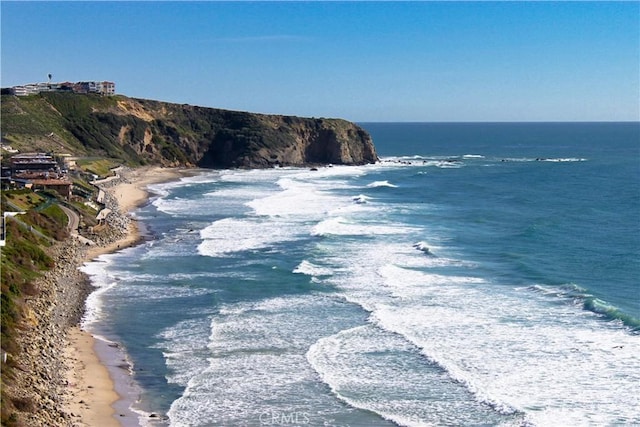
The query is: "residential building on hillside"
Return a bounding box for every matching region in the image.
[8,80,115,96]
[10,153,59,175]
[7,153,73,199]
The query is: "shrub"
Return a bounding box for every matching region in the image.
[0,210,61,398]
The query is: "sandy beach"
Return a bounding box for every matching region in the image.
[64,327,121,427]
[64,166,189,427]
[85,167,187,260]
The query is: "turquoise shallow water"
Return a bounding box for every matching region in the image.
[82,122,639,426]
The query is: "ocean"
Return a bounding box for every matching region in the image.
[80,122,640,427]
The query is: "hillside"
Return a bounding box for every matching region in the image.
[1,93,378,168]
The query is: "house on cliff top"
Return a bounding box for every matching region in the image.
[7,80,115,96]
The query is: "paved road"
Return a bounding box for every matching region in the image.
[59,204,96,246]
[59,205,79,234]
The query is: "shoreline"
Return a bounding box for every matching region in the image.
[65,166,190,426]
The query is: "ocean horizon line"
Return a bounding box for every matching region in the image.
[357,120,640,124]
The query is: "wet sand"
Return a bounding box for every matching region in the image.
[65,327,121,427]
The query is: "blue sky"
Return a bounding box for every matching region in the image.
[2,1,638,122]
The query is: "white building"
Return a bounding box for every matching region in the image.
[10,80,115,96]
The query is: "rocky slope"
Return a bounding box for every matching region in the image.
[1,93,378,168]
[2,172,137,426]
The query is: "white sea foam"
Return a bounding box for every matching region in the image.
[500,157,588,163]
[377,155,478,170]
[310,224,640,425]
[542,157,588,162]
[202,186,268,201]
[367,180,398,188]
[293,260,334,277]
[82,282,116,328]
[306,325,515,427]
[290,164,368,180]
[126,271,227,282]
[245,168,370,217]
[108,282,216,301]
[335,256,640,424]
[372,299,640,425]
[154,317,213,388]
[80,258,119,327]
[218,167,289,183]
[197,217,300,257]
[152,196,216,216]
[153,170,289,217]
[145,172,222,205]
[153,187,265,218]
[246,179,343,217]
[146,172,219,198]
[438,161,464,168]
[167,294,363,426]
[378,155,432,164]
[312,216,417,237]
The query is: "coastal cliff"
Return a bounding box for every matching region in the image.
[1,93,378,168]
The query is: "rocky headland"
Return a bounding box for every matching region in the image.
[1,93,378,169]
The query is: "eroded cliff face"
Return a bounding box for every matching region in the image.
[2,93,377,168]
[127,98,378,168]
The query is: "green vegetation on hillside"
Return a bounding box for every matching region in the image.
[1,190,45,212]
[75,158,120,177]
[1,93,141,163]
[1,95,75,150]
[42,93,146,163]
[1,192,70,425]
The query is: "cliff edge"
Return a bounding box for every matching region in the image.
[1,93,378,168]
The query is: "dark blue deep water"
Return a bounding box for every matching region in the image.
[82,122,639,426]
